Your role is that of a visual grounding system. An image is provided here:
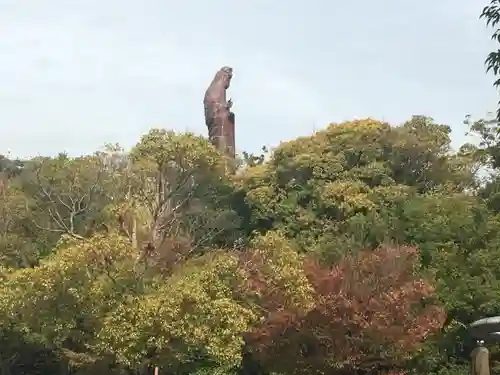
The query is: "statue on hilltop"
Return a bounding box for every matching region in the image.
[203,66,236,158]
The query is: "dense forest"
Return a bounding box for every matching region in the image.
[1,114,500,375]
[4,2,500,375]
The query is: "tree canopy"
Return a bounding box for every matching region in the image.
[1,114,500,375]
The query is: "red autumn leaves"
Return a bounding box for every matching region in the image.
[243,246,445,375]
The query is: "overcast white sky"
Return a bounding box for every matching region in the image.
[0,0,497,158]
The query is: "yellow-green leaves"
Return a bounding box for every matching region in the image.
[95,251,256,371]
[127,129,239,255]
[319,180,376,214]
[246,232,314,311]
[0,117,486,375]
[19,153,118,243]
[238,118,468,257]
[93,233,315,373]
[0,233,139,346]
[131,129,226,176]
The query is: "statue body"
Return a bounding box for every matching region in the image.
[203,66,236,158]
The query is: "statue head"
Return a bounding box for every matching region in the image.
[219,66,233,89]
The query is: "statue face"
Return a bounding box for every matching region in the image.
[220,66,233,89]
[221,66,232,74]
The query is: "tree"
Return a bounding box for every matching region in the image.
[19,153,116,242]
[0,232,141,374]
[238,118,474,259]
[236,117,500,375]
[94,232,314,375]
[0,154,23,179]
[0,178,39,268]
[244,245,444,375]
[0,130,250,375]
[125,129,241,273]
[2,118,497,375]
[462,113,499,170]
[481,1,500,119]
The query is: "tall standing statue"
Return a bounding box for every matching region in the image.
[203,66,236,158]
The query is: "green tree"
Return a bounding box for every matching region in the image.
[3,118,499,375]
[0,130,248,375]
[238,117,474,259]
[95,250,255,374]
[23,154,113,240]
[481,1,500,119]
[0,232,141,374]
[237,117,500,375]
[125,129,241,274]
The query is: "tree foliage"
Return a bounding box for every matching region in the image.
[481,1,500,119]
[0,115,499,375]
[245,246,444,375]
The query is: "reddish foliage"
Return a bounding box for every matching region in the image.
[244,246,445,375]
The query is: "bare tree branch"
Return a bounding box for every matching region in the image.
[27,160,103,241]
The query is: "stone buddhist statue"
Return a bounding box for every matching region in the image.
[203,66,236,158]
